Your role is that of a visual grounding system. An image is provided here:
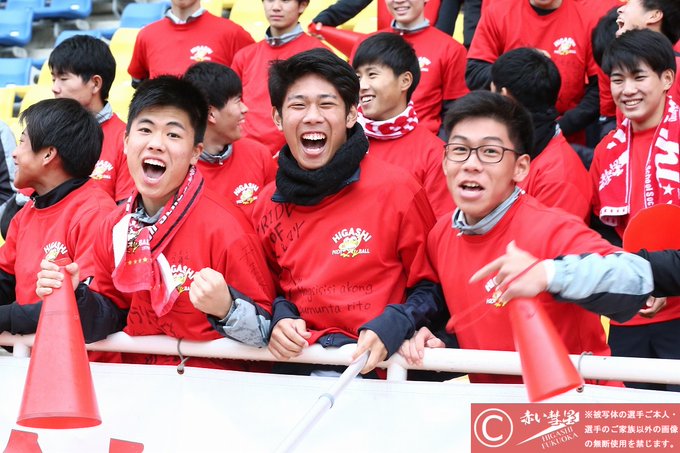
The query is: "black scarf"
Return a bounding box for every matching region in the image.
[275,123,369,206]
[530,107,559,161]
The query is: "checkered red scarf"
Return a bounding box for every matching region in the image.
[357,101,419,140]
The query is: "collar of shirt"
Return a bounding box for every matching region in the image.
[132,195,164,224]
[391,19,430,35]
[165,7,205,24]
[265,24,304,47]
[452,186,523,235]
[199,144,233,164]
[96,103,113,124]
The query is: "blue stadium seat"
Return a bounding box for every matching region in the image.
[119,1,169,28]
[54,29,102,46]
[0,58,33,86]
[35,0,92,20]
[0,8,34,47]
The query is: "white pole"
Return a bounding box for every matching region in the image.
[274,352,369,453]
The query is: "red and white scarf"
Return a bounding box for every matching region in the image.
[357,101,419,140]
[596,96,680,227]
[112,166,204,317]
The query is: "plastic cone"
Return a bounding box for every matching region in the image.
[509,298,584,402]
[3,429,42,452]
[17,260,101,429]
[109,438,144,452]
[623,204,680,252]
[309,23,365,58]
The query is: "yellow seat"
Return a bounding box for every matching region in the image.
[109,28,140,84]
[36,60,53,87]
[341,0,376,31]
[6,116,21,145]
[201,0,222,17]
[0,87,16,123]
[299,0,334,29]
[452,12,464,44]
[352,15,377,34]
[18,85,53,115]
[109,82,135,122]
[222,0,234,10]
[229,0,267,41]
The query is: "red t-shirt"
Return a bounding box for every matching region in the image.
[469,0,596,118]
[91,114,134,202]
[519,132,592,221]
[128,13,254,80]
[232,34,327,156]
[428,194,615,384]
[90,187,275,369]
[366,124,453,218]
[252,154,437,341]
[196,137,276,222]
[377,0,440,29]
[0,180,116,305]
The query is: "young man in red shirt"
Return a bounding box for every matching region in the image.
[467,0,599,144]
[352,32,453,218]
[50,35,134,203]
[491,47,592,221]
[184,62,276,221]
[231,0,327,155]
[590,29,680,390]
[255,48,441,375]
[352,0,468,138]
[35,77,275,370]
[128,0,253,86]
[403,91,620,385]
[0,99,115,314]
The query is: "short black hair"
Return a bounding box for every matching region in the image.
[444,91,534,155]
[20,98,102,178]
[184,61,242,109]
[127,75,209,145]
[602,28,676,77]
[591,7,618,67]
[269,48,359,115]
[491,47,561,112]
[642,0,680,44]
[48,35,116,102]
[352,32,421,102]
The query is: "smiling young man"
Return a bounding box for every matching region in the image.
[402,91,622,385]
[231,0,327,155]
[352,32,453,217]
[253,48,441,375]
[50,35,134,203]
[35,76,276,370]
[590,29,680,390]
[184,62,275,220]
[351,0,468,138]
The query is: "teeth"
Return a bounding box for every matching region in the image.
[623,100,641,106]
[462,183,481,189]
[302,133,325,141]
[144,158,165,167]
[361,95,375,104]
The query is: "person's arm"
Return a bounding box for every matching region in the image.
[557,75,600,137]
[465,59,492,90]
[204,285,271,348]
[637,249,680,298]
[0,268,15,306]
[311,0,372,27]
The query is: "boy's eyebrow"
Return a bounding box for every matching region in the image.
[450,134,505,144]
[285,93,339,102]
[135,117,187,130]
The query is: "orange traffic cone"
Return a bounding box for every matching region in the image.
[509,298,584,402]
[3,429,42,452]
[109,438,144,452]
[309,23,365,58]
[17,261,101,429]
[623,204,680,252]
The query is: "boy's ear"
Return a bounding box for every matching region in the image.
[399,71,413,94]
[345,104,358,128]
[272,107,283,131]
[662,68,674,92]
[207,106,218,125]
[190,142,203,165]
[90,74,103,95]
[646,8,663,28]
[42,146,58,166]
[298,0,309,14]
[512,154,531,184]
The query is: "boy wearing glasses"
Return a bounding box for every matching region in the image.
[400,91,621,385]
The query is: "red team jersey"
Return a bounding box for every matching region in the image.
[196,137,276,221]
[469,0,596,119]
[427,194,615,384]
[0,180,116,305]
[354,26,469,135]
[232,34,328,156]
[128,13,254,80]
[519,132,592,221]
[366,124,453,218]
[89,189,275,369]
[252,154,437,342]
[91,114,134,202]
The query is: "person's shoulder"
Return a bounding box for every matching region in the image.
[234,137,274,159]
[518,194,586,226]
[102,114,127,134]
[360,153,424,195]
[74,181,118,209]
[196,188,254,232]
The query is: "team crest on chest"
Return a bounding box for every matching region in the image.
[553,37,577,56]
[190,45,213,62]
[90,160,113,180]
[43,241,68,262]
[418,56,431,73]
[234,183,259,205]
[331,227,372,258]
[171,264,196,294]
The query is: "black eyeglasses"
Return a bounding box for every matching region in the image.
[444,143,520,164]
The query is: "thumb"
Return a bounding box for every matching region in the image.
[295,321,311,338]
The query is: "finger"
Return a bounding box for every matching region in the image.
[408,338,421,366]
[361,348,381,374]
[425,337,445,348]
[275,327,308,351]
[470,256,504,283]
[36,287,53,297]
[40,259,60,272]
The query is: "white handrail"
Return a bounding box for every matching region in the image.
[2,331,680,385]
